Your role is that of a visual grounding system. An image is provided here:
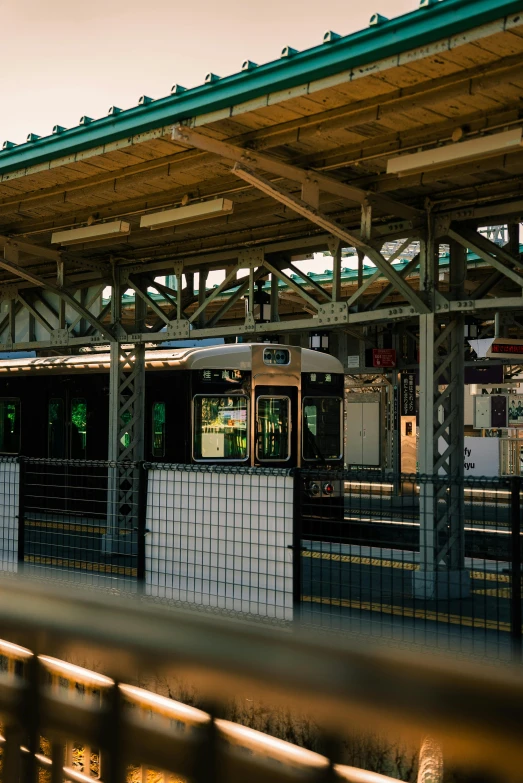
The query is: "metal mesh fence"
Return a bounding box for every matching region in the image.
[19,459,141,590]
[296,469,522,663]
[2,458,522,661]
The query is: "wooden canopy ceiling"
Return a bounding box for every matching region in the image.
[0,0,522,336]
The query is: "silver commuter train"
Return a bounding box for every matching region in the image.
[0,343,344,480]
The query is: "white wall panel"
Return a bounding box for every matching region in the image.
[145,468,294,620]
[0,460,19,567]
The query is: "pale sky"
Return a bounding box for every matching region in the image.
[2,0,416,145]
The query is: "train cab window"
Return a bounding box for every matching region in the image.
[0,399,20,454]
[152,402,166,457]
[193,395,248,461]
[48,399,65,458]
[256,396,290,462]
[70,398,87,459]
[303,397,342,461]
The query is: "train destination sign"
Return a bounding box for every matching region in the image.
[487,338,523,359]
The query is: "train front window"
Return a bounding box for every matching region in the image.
[0,399,20,454]
[70,398,87,459]
[193,395,248,461]
[303,397,342,461]
[256,396,290,462]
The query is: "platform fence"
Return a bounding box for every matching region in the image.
[1,457,521,662]
[296,469,522,663]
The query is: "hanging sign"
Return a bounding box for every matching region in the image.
[487,338,523,359]
[372,348,396,368]
[400,372,416,416]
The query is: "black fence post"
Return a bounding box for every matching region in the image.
[510,475,522,664]
[17,457,25,565]
[292,468,302,622]
[137,461,147,586]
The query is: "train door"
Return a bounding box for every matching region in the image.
[39,392,90,518]
[48,394,87,461]
[254,386,298,468]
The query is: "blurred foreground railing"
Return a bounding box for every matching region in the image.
[0,576,522,782]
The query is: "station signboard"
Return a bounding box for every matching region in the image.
[372,348,396,368]
[400,372,416,416]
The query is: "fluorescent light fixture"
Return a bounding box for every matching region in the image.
[51,220,130,245]
[387,128,523,176]
[140,198,233,230]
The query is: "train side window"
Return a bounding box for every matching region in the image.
[48,399,65,458]
[120,410,131,450]
[70,398,87,459]
[256,396,290,462]
[302,397,343,461]
[152,402,166,457]
[193,395,248,461]
[0,399,20,454]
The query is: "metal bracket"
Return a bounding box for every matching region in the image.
[111,323,128,341]
[435,292,450,312]
[164,320,191,340]
[434,216,451,238]
[379,220,414,236]
[173,262,184,276]
[315,302,349,326]
[50,329,69,346]
[244,312,256,331]
[452,299,475,311]
[0,286,19,300]
[238,249,265,269]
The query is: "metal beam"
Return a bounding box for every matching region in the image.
[16,293,55,335]
[367,254,421,311]
[126,276,172,326]
[281,261,331,303]
[448,227,523,289]
[232,164,430,314]
[0,251,115,343]
[172,125,422,220]
[67,286,104,335]
[348,241,416,307]
[188,265,240,325]
[262,261,321,312]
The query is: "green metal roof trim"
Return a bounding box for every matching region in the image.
[1,0,521,176]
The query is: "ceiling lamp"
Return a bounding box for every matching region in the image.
[387,128,523,176]
[51,220,130,246]
[140,198,233,230]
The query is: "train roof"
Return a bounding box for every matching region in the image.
[0,344,344,375]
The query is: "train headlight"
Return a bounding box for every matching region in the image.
[309,482,321,497]
[323,482,334,495]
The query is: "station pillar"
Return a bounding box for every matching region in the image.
[416,235,469,599]
[105,342,146,554]
[104,268,146,554]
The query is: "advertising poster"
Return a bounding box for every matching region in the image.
[508,395,523,426]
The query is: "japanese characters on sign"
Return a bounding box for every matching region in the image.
[372,348,396,368]
[401,372,416,417]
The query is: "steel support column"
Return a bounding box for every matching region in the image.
[105,271,145,557]
[416,231,469,598]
